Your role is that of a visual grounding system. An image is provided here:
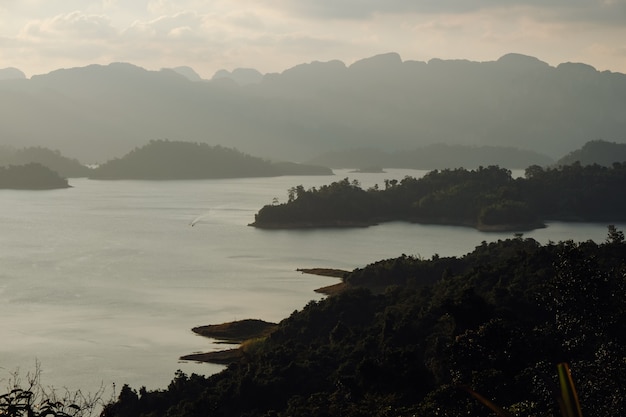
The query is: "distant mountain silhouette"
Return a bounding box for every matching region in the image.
[211,68,263,85]
[168,66,203,82]
[89,139,331,180]
[0,67,26,80]
[307,144,553,169]
[555,139,626,166]
[0,146,91,177]
[1,53,625,164]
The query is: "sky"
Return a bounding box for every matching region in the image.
[1,1,625,79]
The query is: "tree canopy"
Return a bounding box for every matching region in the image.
[102,228,626,417]
[89,140,331,180]
[0,163,70,189]
[252,164,626,230]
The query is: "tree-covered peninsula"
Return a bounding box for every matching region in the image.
[251,163,626,231]
[89,140,332,180]
[0,163,70,189]
[101,229,625,417]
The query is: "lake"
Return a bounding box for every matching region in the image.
[1,169,622,397]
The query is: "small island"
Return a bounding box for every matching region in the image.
[89,140,332,180]
[251,163,626,231]
[0,163,70,190]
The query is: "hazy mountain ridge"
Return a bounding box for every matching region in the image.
[1,53,625,163]
[167,66,203,82]
[0,145,91,178]
[306,143,554,169]
[212,68,264,85]
[556,139,626,166]
[0,67,26,80]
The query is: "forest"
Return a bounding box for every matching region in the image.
[0,163,70,189]
[89,140,331,180]
[251,163,626,231]
[96,228,625,417]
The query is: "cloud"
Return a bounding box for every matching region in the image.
[265,0,626,26]
[123,11,205,39]
[2,1,625,78]
[20,11,117,40]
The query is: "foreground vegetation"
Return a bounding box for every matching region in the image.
[101,227,625,417]
[0,363,104,417]
[252,163,626,230]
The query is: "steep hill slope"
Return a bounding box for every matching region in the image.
[556,139,626,166]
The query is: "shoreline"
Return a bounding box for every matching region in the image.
[181,270,348,364]
[250,218,546,232]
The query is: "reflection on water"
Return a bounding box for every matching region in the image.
[0,170,622,395]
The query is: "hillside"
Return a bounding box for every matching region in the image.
[1,53,625,163]
[102,232,626,417]
[89,140,332,180]
[556,139,626,166]
[0,146,91,178]
[0,163,70,189]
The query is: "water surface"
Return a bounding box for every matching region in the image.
[0,169,621,395]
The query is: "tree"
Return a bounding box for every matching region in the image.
[606,224,625,244]
[0,364,105,417]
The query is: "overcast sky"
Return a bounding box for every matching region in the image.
[1,1,625,78]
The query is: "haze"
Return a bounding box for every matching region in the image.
[1,52,625,164]
[1,1,626,78]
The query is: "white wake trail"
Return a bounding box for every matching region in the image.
[190,210,210,227]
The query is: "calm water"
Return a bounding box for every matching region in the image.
[1,169,622,396]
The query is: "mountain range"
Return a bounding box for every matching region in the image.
[1,53,625,164]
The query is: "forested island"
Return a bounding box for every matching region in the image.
[0,146,91,178]
[251,163,626,231]
[0,163,70,189]
[89,140,332,180]
[102,228,625,417]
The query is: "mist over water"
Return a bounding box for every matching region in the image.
[1,169,622,396]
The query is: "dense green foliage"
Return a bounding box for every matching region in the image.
[102,230,625,417]
[0,146,90,178]
[89,140,331,180]
[252,164,626,230]
[0,163,70,189]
